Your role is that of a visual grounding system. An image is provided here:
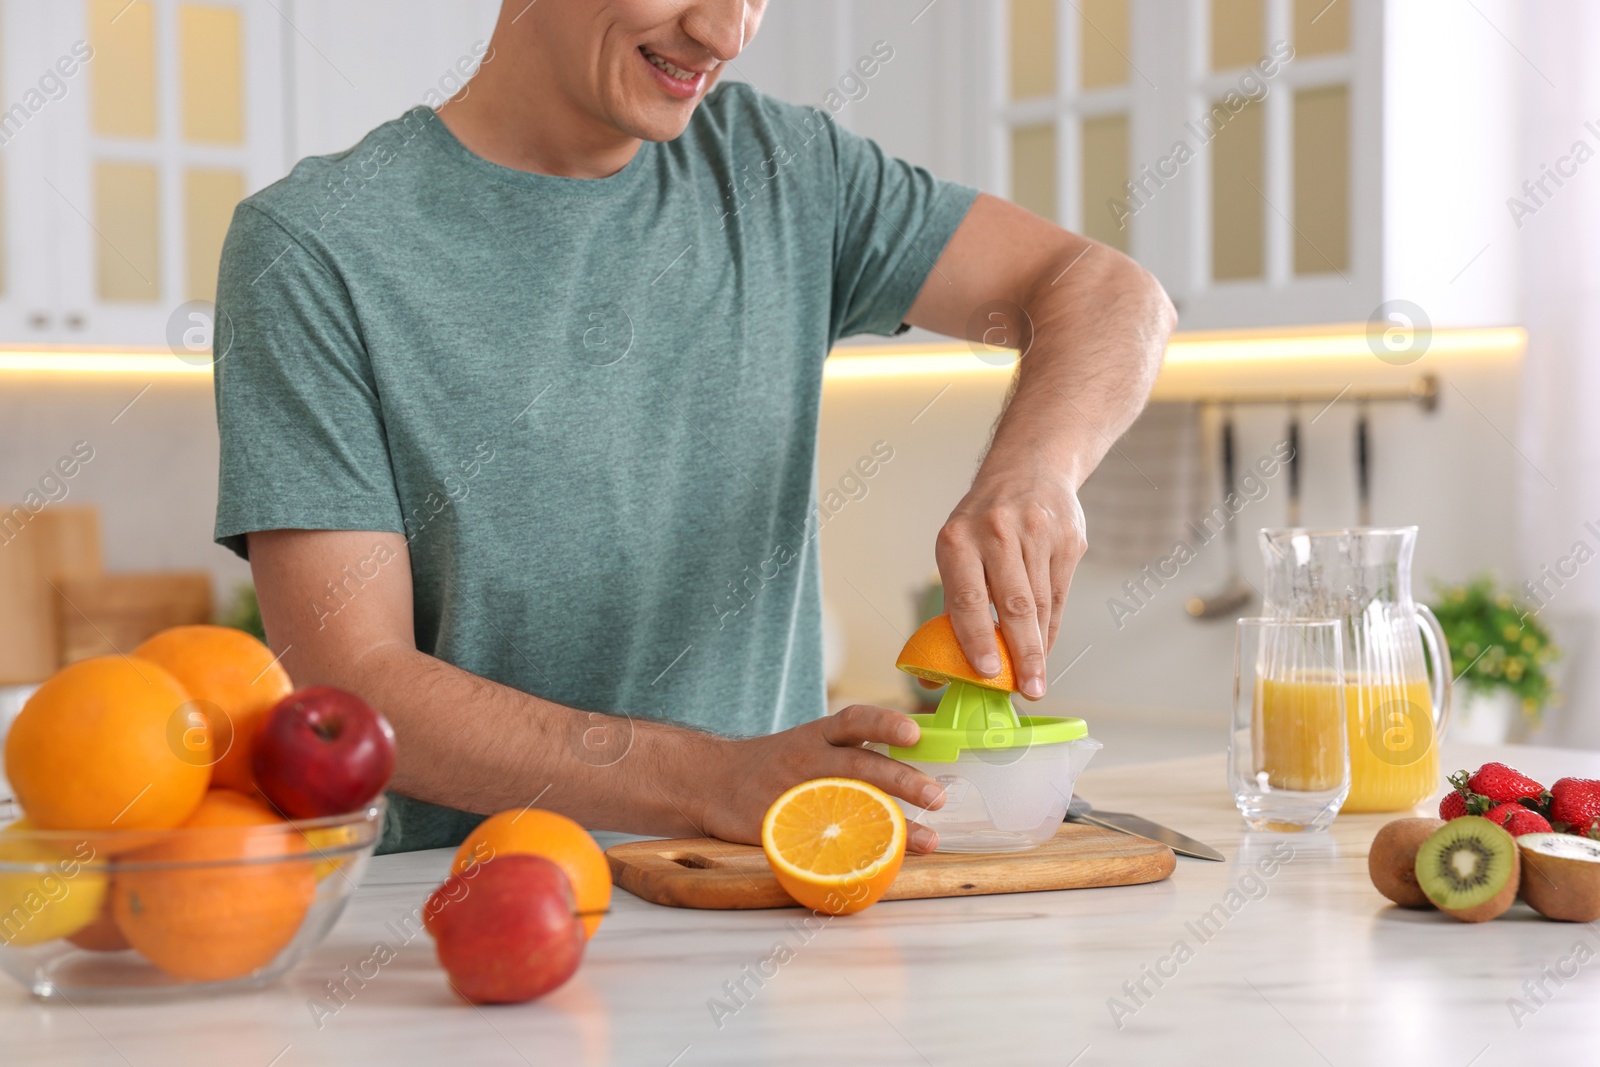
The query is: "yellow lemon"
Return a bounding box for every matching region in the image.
[0,820,107,947]
[302,824,360,881]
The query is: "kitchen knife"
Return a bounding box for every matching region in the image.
[1066,797,1225,862]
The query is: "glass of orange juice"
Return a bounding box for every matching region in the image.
[1230,618,1350,832]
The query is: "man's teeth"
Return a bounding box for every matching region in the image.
[643,49,697,81]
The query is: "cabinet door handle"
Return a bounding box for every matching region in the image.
[65,313,86,330]
[28,312,50,329]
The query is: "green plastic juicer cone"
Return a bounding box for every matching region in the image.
[887,680,1086,763]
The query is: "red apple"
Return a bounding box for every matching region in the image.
[252,686,396,818]
[427,855,585,1004]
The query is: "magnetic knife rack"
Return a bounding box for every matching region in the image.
[1185,372,1440,414]
[1182,373,1437,527]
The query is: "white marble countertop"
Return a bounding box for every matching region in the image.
[5,740,1598,1065]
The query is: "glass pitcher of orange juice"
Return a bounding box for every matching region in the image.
[1258,527,1452,813]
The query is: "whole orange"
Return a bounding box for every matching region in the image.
[132,625,293,794]
[4,656,210,830]
[451,810,611,938]
[111,790,316,982]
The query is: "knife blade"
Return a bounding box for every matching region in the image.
[1066,797,1225,861]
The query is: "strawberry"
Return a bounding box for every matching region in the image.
[1444,769,1498,817]
[1548,778,1600,837]
[1466,763,1547,806]
[1438,789,1468,820]
[1484,801,1552,837]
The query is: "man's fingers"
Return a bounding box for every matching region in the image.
[1023,535,1053,660]
[1045,550,1075,652]
[843,746,947,815]
[1046,518,1086,655]
[935,524,1001,677]
[821,703,919,748]
[986,548,1047,699]
[820,707,947,816]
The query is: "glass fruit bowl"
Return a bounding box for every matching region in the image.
[0,796,384,1000]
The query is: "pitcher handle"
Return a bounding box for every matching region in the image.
[1417,604,1453,741]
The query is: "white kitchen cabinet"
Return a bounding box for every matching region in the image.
[763,0,1518,332]
[983,0,1385,329]
[0,0,501,350]
[0,0,1520,346]
[2,0,285,348]
[0,3,60,342]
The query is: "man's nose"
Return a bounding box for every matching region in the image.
[682,0,753,62]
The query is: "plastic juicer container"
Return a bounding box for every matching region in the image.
[869,682,1101,853]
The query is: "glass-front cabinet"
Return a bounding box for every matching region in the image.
[0,0,283,347]
[996,0,1381,329]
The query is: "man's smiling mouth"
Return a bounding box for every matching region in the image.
[640,46,703,82]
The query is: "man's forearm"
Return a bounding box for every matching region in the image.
[988,247,1172,489]
[249,526,945,852]
[324,643,724,837]
[904,192,1176,683]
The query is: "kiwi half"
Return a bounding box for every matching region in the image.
[1414,816,1520,922]
[1518,833,1600,922]
[1369,818,1446,908]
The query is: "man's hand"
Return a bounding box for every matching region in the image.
[934,463,1087,700]
[701,704,946,854]
[906,194,1174,694]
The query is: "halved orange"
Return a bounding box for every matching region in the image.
[761,778,906,915]
[895,614,1016,692]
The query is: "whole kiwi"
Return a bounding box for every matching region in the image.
[1368,817,1447,908]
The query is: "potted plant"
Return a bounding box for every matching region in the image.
[1429,576,1559,742]
[219,582,267,644]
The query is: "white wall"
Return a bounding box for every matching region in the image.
[0,377,245,611]
[1383,0,1522,327]
[1511,4,1600,747]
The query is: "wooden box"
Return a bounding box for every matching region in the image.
[0,507,103,683]
[54,572,212,664]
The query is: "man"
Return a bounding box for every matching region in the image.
[214,0,1173,855]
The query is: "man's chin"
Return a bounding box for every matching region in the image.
[615,105,700,144]
[611,75,721,143]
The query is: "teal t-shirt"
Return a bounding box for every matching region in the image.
[212,83,977,852]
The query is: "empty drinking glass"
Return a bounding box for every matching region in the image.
[1230,617,1350,831]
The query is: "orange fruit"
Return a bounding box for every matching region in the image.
[450,810,610,938]
[895,613,1016,692]
[761,778,906,916]
[132,625,293,793]
[111,790,316,982]
[4,656,210,830]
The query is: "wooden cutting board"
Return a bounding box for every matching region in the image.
[606,823,1176,910]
